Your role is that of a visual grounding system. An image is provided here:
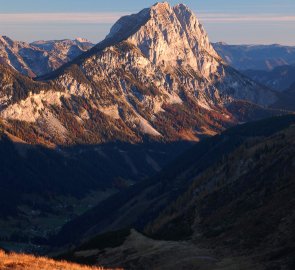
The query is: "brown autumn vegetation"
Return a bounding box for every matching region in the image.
[0,250,122,270]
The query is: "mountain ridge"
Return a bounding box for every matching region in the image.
[56,114,295,270]
[0,35,93,77]
[0,2,280,147]
[51,114,295,247]
[213,42,295,71]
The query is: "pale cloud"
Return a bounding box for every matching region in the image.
[0,12,294,25]
[0,12,127,24]
[197,13,295,23]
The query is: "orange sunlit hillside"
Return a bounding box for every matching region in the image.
[0,250,122,270]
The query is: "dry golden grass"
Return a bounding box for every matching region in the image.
[0,250,122,270]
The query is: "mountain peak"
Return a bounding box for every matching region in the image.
[0,2,278,148]
[173,3,191,11]
[152,2,171,9]
[150,2,194,23]
[151,2,190,13]
[106,2,221,78]
[105,2,198,44]
[0,35,14,46]
[151,2,172,14]
[75,37,91,43]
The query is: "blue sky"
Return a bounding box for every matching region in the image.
[0,0,294,45]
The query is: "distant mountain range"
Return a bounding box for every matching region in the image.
[243,64,295,91]
[0,36,93,77]
[214,43,295,91]
[2,34,295,93]
[2,37,295,79]
[213,42,295,71]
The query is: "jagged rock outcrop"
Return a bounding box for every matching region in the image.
[108,3,221,79]
[102,3,276,105]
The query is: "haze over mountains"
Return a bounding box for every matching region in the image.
[0,2,294,270]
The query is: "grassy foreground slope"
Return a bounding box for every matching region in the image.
[0,250,122,270]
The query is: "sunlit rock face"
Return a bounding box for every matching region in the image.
[108,3,221,80]
[0,2,278,146]
[105,2,276,105]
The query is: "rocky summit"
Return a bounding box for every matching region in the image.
[0,2,280,146]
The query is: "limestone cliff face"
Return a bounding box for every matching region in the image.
[108,3,221,80]
[103,2,276,105]
[0,2,279,146]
